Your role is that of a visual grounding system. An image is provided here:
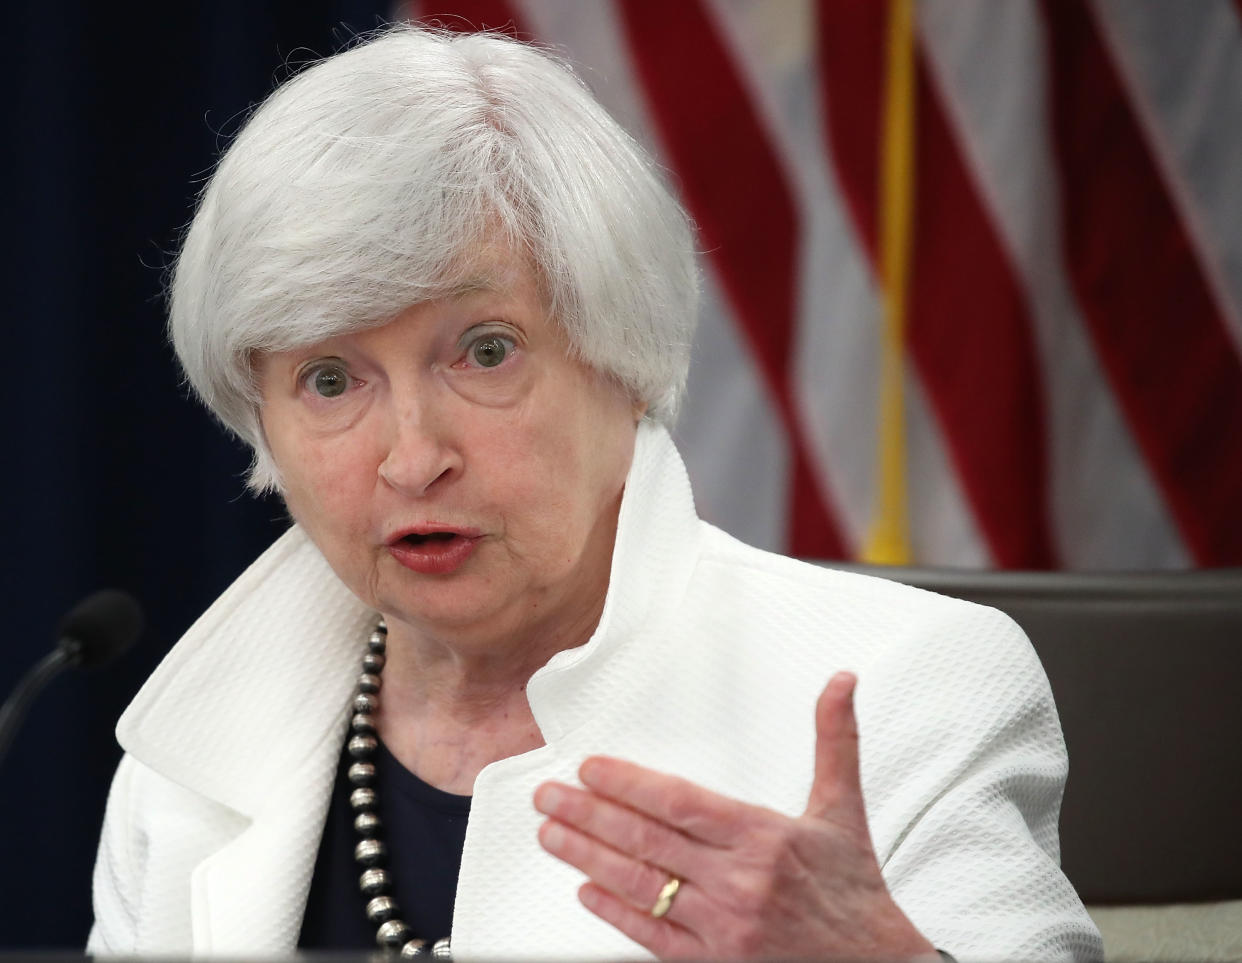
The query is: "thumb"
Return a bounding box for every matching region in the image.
[802,671,866,821]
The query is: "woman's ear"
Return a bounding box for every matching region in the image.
[632,399,648,425]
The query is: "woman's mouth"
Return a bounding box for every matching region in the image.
[387,530,480,575]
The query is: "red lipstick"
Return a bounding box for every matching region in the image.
[386,527,481,575]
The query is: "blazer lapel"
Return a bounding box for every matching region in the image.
[115,526,373,951]
[191,712,346,953]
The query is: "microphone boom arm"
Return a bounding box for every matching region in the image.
[0,647,75,765]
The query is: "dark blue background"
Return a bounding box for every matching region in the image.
[1,0,390,947]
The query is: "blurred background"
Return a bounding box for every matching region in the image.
[3,0,1240,948]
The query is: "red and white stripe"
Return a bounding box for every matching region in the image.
[402,0,1242,568]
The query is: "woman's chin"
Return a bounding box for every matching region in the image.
[375,562,516,639]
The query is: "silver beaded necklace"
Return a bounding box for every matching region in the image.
[347,620,453,960]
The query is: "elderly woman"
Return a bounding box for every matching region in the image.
[88,26,1100,961]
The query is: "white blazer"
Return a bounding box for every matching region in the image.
[88,423,1102,960]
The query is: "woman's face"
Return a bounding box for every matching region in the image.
[256,247,640,655]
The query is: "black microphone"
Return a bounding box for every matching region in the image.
[0,590,144,767]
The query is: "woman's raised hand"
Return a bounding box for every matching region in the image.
[533,672,938,960]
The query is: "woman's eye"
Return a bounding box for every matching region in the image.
[308,365,349,398]
[469,334,514,368]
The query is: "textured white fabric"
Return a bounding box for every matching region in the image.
[88,422,1101,960]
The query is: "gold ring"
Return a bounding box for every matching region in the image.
[650,875,681,918]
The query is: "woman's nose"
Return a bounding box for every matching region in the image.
[377,396,462,496]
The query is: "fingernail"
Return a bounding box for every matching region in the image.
[534,784,563,814]
[539,820,566,853]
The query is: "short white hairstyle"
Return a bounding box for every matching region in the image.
[170,25,699,492]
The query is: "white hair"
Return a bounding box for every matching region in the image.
[169,25,699,492]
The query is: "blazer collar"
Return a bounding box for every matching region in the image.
[116,526,373,817]
[525,420,702,741]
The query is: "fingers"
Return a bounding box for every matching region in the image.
[536,813,712,943]
[534,781,705,880]
[537,816,671,910]
[803,670,866,821]
[577,881,704,959]
[534,780,718,924]
[535,777,731,947]
[571,756,757,848]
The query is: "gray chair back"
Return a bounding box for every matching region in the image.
[826,565,1242,905]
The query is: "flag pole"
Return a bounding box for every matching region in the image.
[862,0,917,565]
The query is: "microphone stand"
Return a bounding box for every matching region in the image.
[0,642,79,767]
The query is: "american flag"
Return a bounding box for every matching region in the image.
[399,0,1242,569]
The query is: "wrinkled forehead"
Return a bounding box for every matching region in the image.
[442,239,543,301]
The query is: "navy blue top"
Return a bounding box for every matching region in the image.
[298,736,472,949]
